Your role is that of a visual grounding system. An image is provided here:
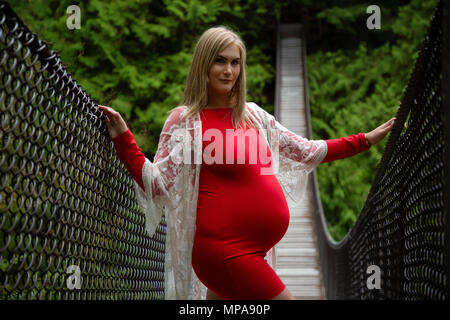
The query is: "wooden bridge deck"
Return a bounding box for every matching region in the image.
[275,23,326,300]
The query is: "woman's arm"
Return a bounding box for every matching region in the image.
[100,105,187,236]
[112,129,146,192]
[321,117,398,163]
[101,104,185,200]
[255,104,327,172]
[321,132,370,163]
[252,102,396,169]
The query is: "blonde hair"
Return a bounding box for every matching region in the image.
[174,26,258,130]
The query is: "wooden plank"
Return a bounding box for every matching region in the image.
[275,24,326,300]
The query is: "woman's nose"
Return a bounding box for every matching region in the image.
[224,63,232,74]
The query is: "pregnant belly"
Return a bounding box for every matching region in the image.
[196,170,290,260]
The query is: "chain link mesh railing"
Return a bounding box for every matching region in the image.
[311,0,449,299]
[0,1,166,300]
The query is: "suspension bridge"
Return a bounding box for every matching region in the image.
[0,1,448,300]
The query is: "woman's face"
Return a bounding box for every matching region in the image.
[208,43,241,97]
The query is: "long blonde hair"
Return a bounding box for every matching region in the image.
[175,26,258,130]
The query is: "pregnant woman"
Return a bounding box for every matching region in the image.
[98,26,396,300]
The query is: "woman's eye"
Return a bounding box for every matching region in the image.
[214,58,239,65]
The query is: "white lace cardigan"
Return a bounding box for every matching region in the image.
[133,102,328,300]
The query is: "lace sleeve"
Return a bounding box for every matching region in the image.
[247,102,327,208]
[133,106,187,237]
[263,109,328,173]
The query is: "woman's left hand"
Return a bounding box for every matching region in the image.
[365,117,400,146]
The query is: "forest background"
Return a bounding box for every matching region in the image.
[12,0,438,240]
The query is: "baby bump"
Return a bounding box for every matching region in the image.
[196,169,290,259]
[221,174,290,258]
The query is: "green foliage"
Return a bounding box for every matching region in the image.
[12,0,281,156]
[307,0,437,240]
[317,4,368,32]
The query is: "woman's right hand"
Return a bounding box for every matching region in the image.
[98,105,129,139]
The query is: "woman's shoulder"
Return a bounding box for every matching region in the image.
[246,101,269,120]
[245,101,261,115]
[161,105,190,130]
[246,101,258,110]
[167,105,188,116]
[247,101,268,114]
[168,105,193,120]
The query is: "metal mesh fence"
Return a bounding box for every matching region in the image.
[313,0,449,299]
[0,1,166,300]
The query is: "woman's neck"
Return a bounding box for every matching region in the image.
[206,92,234,109]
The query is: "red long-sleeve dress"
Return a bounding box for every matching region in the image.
[111,107,369,299]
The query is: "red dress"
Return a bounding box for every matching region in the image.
[112,108,369,299]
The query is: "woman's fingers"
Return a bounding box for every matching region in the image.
[98,105,116,114]
[97,104,128,139]
[383,117,396,127]
[380,117,397,132]
[98,105,108,117]
[99,105,114,130]
[98,105,118,123]
[385,117,407,129]
[98,105,113,115]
